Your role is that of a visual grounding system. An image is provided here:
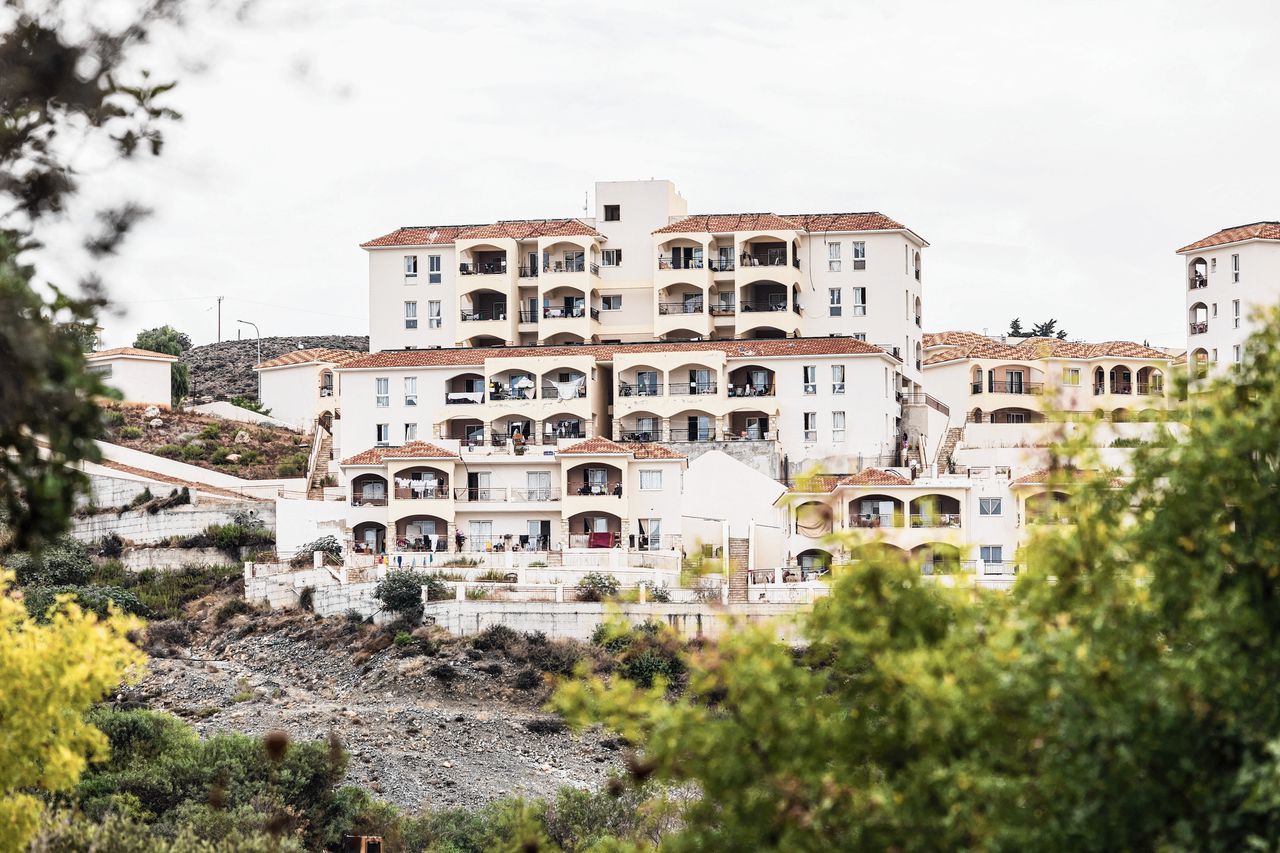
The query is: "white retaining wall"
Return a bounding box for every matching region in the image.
[93,440,306,499]
[244,564,389,623]
[119,547,238,571]
[71,502,274,545]
[188,401,302,432]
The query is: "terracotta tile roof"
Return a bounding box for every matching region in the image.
[839,468,912,487]
[360,225,473,248]
[254,348,367,370]
[788,474,845,493]
[627,443,686,460]
[340,441,459,466]
[340,337,890,371]
[87,346,179,361]
[1177,221,1280,253]
[653,211,918,240]
[1010,467,1122,487]
[920,333,1172,366]
[557,437,632,455]
[457,219,602,240]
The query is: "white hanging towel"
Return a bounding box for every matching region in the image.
[554,377,585,401]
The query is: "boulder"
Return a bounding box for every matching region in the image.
[144,405,161,418]
[150,418,164,427]
[234,430,251,445]
[225,453,242,463]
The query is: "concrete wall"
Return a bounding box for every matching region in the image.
[189,400,303,433]
[119,547,239,571]
[244,565,390,623]
[70,502,274,545]
[92,440,305,499]
[275,496,350,555]
[683,450,786,538]
[89,354,174,407]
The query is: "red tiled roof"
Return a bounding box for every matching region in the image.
[1010,467,1121,487]
[340,337,890,371]
[341,441,459,466]
[457,219,602,240]
[360,225,473,248]
[87,346,179,361]
[255,348,367,370]
[653,211,919,241]
[1177,221,1280,253]
[558,437,631,455]
[839,468,912,487]
[628,443,686,460]
[921,333,1172,366]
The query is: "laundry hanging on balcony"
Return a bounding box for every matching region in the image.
[552,376,585,401]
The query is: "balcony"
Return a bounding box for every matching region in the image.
[460,308,508,322]
[541,382,587,399]
[658,301,705,315]
[669,428,716,442]
[909,513,962,529]
[518,266,538,278]
[1189,273,1208,290]
[453,487,508,502]
[670,381,717,396]
[709,302,737,316]
[657,255,704,270]
[541,305,600,321]
[977,381,1044,395]
[350,495,388,508]
[1136,382,1164,397]
[570,481,622,497]
[739,300,790,313]
[518,310,538,323]
[618,381,664,398]
[727,383,774,397]
[1189,321,1208,335]
[710,259,735,273]
[459,260,508,276]
[393,486,449,500]
[510,488,561,502]
[852,513,899,529]
[443,391,485,404]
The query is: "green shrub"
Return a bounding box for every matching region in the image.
[118,425,143,440]
[289,534,343,568]
[275,452,308,477]
[97,533,125,559]
[576,572,620,602]
[298,585,315,612]
[476,568,512,582]
[513,668,542,690]
[24,584,147,621]
[93,564,241,620]
[526,638,587,676]
[179,443,206,461]
[154,444,183,459]
[465,585,489,600]
[214,598,252,625]
[473,624,522,653]
[199,422,224,440]
[210,446,233,464]
[374,570,430,620]
[101,408,126,426]
[228,395,270,415]
[9,536,94,586]
[429,663,458,682]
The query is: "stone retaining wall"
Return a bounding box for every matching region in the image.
[71,502,274,545]
[119,547,239,571]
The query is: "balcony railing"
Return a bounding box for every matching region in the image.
[618,429,661,442]
[618,382,663,397]
[709,302,737,316]
[658,301,705,315]
[459,261,508,275]
[517,310,538,323]
[543,305,586,319]
[1190,321,1208,334]
[669,428,717,442]
[984,381,1043,394]
[518,266,538,278]
[570,481,622,497]
[488,385,536,401]
[460,308,507,322]
[1189,273,1208,289]
[541,382,587,399]
[909,513,962,528]
[728,383,774,397]
[453,487,508,502]
[1028,513,1072,525]
[444,391,485,404]
[510,488,561,502]
[1109,384,1133,395]
[710,259,735,272]
[351,495,388,507]
[741,254,789,268]
[657,255,704,270]
[671,381,717,395]
[852,513,899,528]
[319,386,334,398]
[1136,383,1164,396]
[543,259,585,273]
[739,300,789,313]
[393,485,449,500]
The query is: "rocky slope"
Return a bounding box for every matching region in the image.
[133,604,623,812]
[186,336,368,402]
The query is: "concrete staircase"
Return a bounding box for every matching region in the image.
[936,426,965,474]
[727,537,750,603]
[306,429,333,500]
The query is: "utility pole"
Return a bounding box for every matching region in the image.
[217,295,224,342]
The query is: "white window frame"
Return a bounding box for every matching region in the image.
[404,301,418,329]
[802,365,817,395]
[427,254,442,284]
[1233,299,1241,328]
[828,287,842,317]
[852,333,867,341]
[980,545,1003,564]
[428,300,442,329]
[1233,344,1242,363]
[404,422,417,442]
[1232,253,1240,283]
[404,255,418,278]
[639,469,663,491]
[979,497,1003,516]
[827,241,841,272]
[375,423,389,445]
[375,377,389,408]
[802,412,817,443]
[852,241,866,270]
[1063,368,1081,386]
[832,364,845,394]
[831,411,845,443]
[851,287,867,316]
[602,248,622,267]
[404,376,417,406]
[600,294,623,311]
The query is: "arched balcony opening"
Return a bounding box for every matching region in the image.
[1188,257,1208,289]
[441,416,485,446]
[913,542,959,575]
[392,466,449,500]
[909,495,962,528]
[491,416,535,446]
[542,286,590,319]
[1189,302,1209,335]
[661,328,707,343]
[727,409,771,440]
[463,334,506,348]
[849,542,908,565]
[488,369,537,402]
[540,367,588,401]
[319,369,334,399]
[617,411,661,443]
[1111,408,1131,422]
[737,325,792,340]
[970,366,983,393]
[1092,366,1106,395]
[670,409,716,442]
[566,462,624,498]
[728,364,775,397]
[618,365,663,399]
[459,243,508,276]
[913,250,922,281]
[794,501,833,537]
[542,332,591,346]
[740,280,789,313]
[460,288,508,322]
[850,494,905,528]
[351,473,388,507]
[444,373,485,405]
[352,522,386,555]
[740,238,789,269]
[541,412,588,442]
[1109,364,1133,395]
[657,283,706,317]
[1190,348,1210,379]
[657,237,706,270]
[968,407,984,423]
[914,341,923,371]
[989,407,1044,424]
[542,241,592,274]
[394,514,449,553]
[795,548,833,574]
[914,296,922,326]
[1136,366,1164,396]
[568,511,621,549]
[709,283,737,316]
[1026,491,1072,524]
[669,362,719,396]
[791,283,802,315]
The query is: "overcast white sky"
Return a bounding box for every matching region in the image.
[46,0,1280,349]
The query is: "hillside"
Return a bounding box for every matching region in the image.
[186,335,368,402]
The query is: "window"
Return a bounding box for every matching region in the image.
[1212,348,1218,362]
[404,255,418,277]
[831,411,845,443]
[802,365,817,394]
[601,294,623,310]
[639,518,661,551]
[428,255,442,284]
[428,300,442,329]
[852,241,866,270]
[404,423,417,442]
[375,423,389,445]
[851,287,867,316]
[852,333,867,341]
[1234,299,1241,328]
[603,204,620,221]
[375,377,389,407]
[980,545,1003,565]
[832,364,846,394]
[639,470,663,491]
[802,412,817,442]
[979,497,1003,516]
[1212,302,1218,317]
[1063,368,1081,386]
[404,301,418,329]
[88,363,112,378]
[828,288,842,317]
[602,249,622,267]
[1211,258,1217,272]
[1232,254,1240,283]
[827,242,841,272]
[1233,344,1242,363]
[404,376,417,406]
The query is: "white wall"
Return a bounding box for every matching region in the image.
[772,354,898,468]
[1183,240,1280,378]
[92,356,173,407]
[255,364,331,431]
[190,401,302,433]
[369,244,458,352]
[275,496,351,555]
[683,450,786,538]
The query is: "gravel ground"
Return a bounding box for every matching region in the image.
[133,608,623,812]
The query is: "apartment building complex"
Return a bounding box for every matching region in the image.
[361,179,929,394]
[1178,221,1280,377]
